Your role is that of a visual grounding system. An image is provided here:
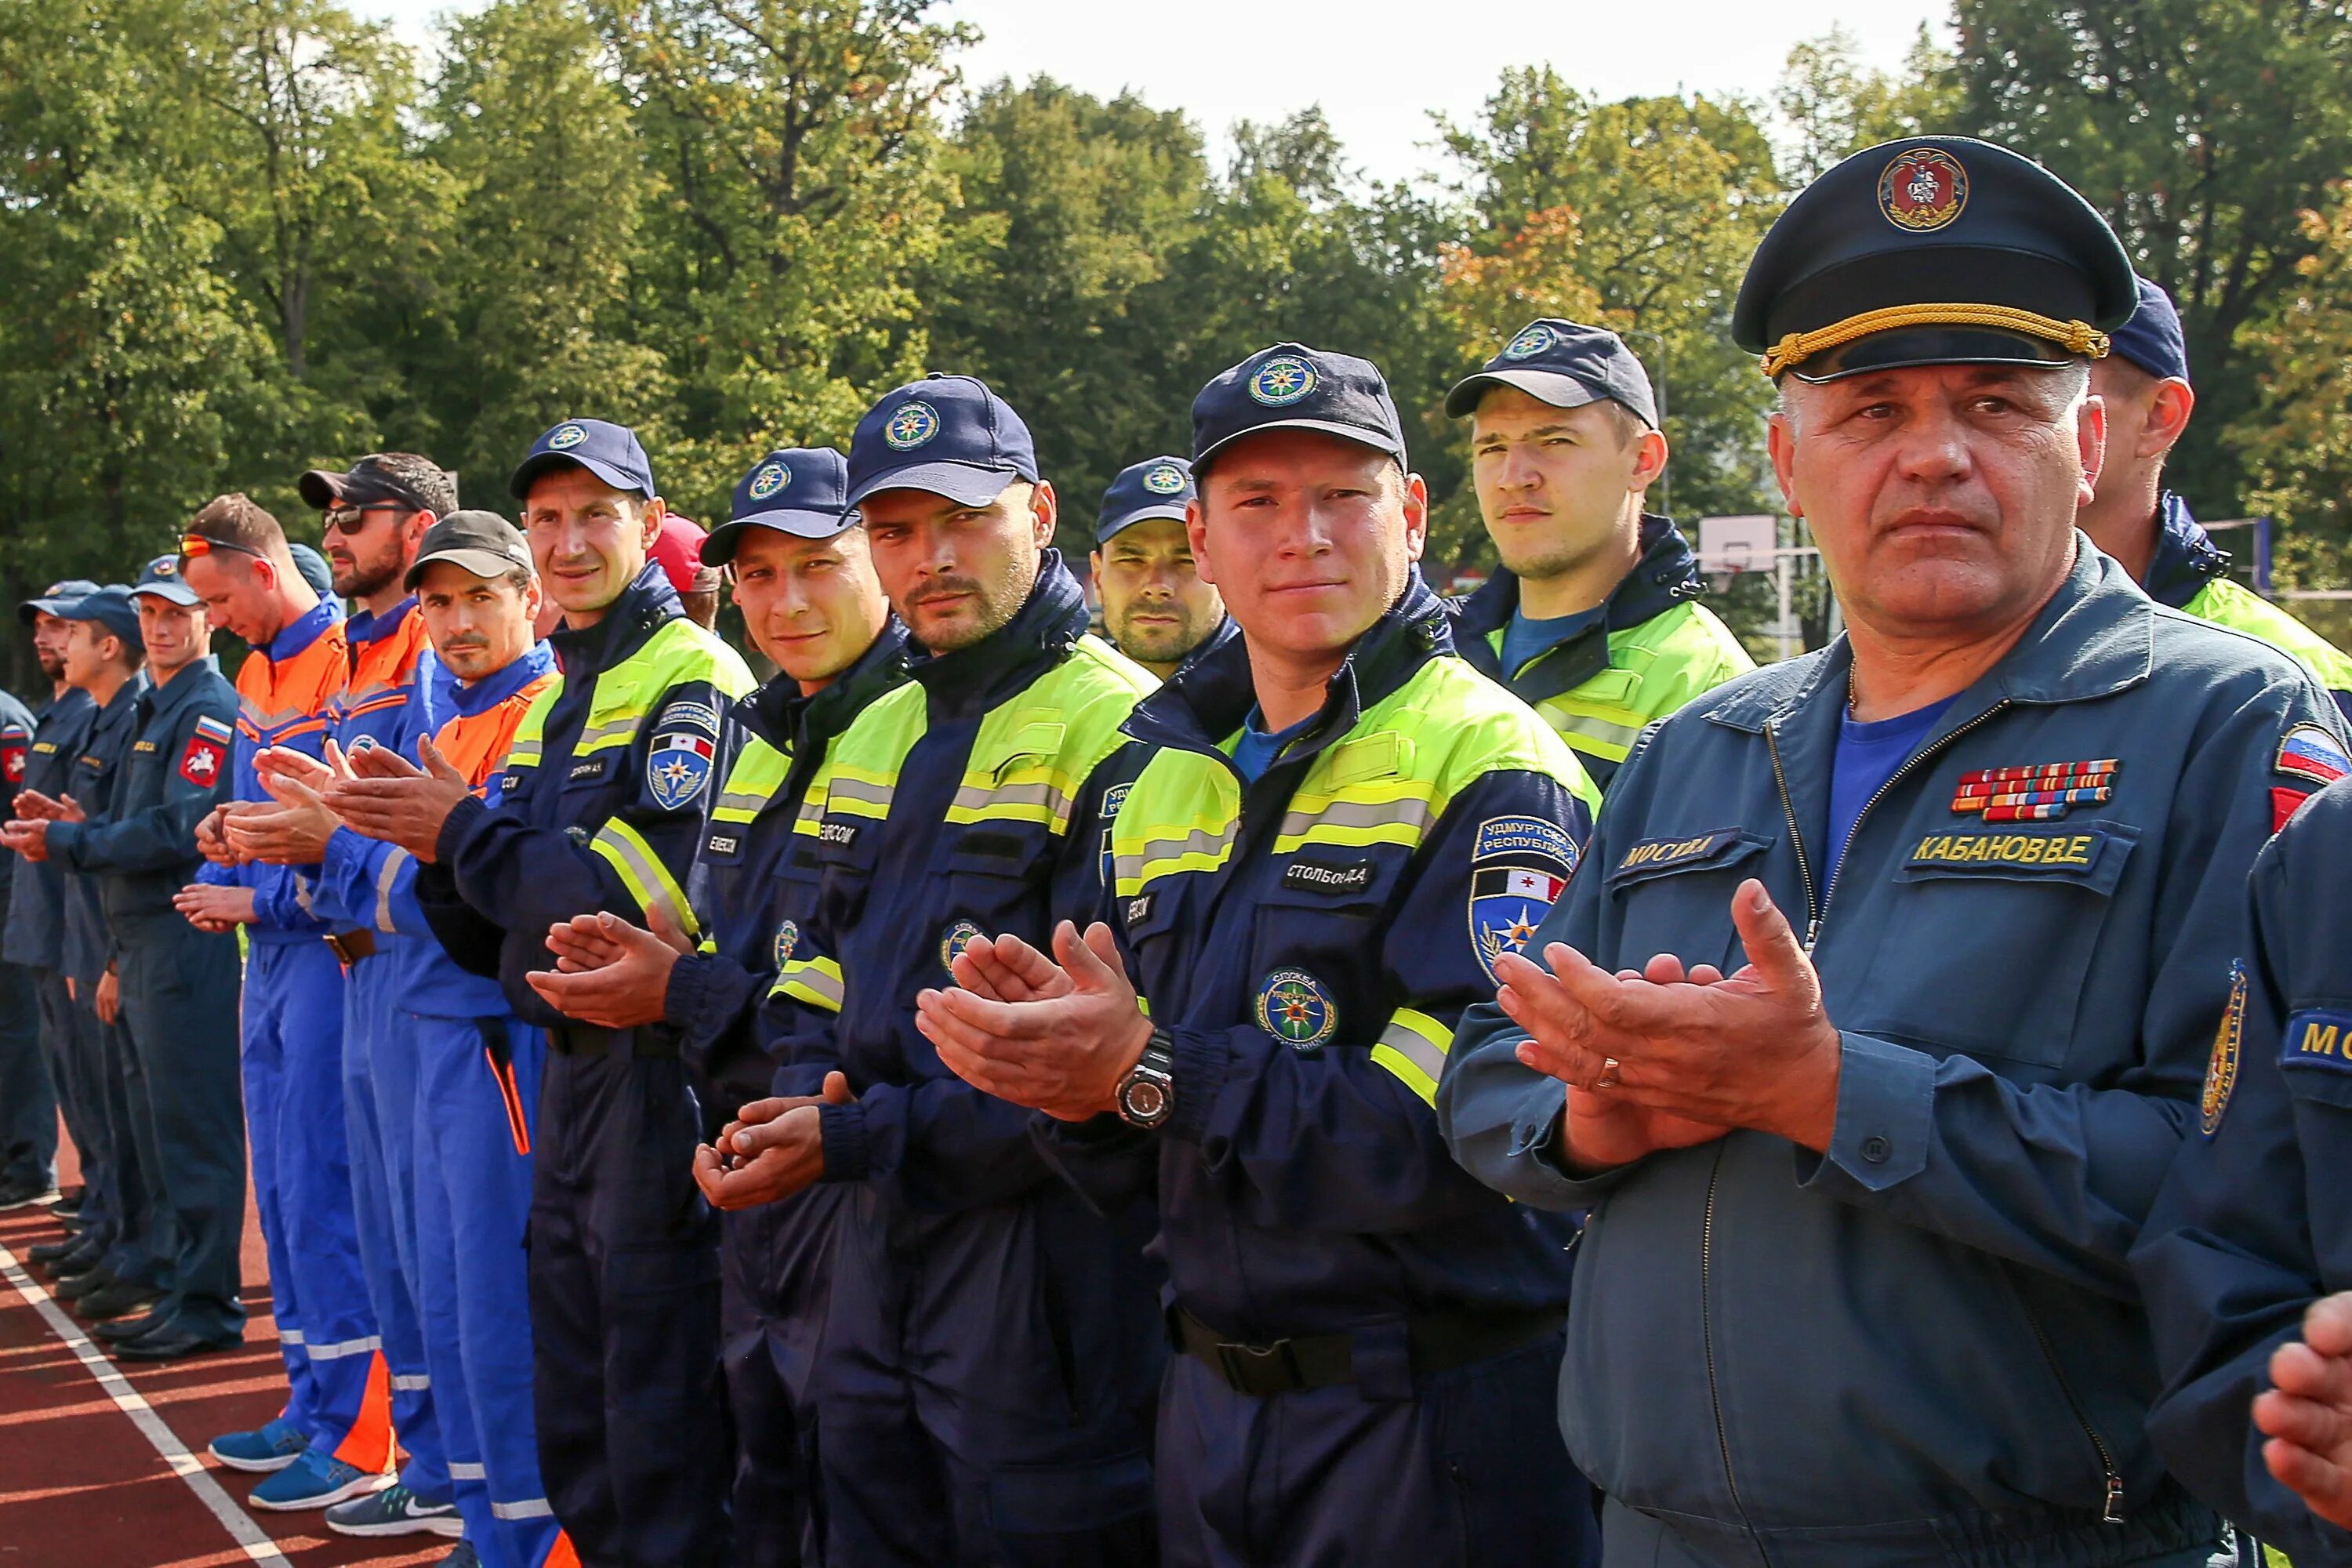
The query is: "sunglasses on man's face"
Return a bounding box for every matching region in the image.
[322,502,411,535]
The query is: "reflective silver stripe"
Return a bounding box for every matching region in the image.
[492,1498,556,1520]
[390,1373,430,1392]
[294,873,315,916]
[280,1328,304,1345]
[797,795,826,827]
[1117,823,1237,885]
[590,822,695,938]
[576,714,643,748]
[1276,795,1437,841]
[1537,705,1646,753]
[950,779,1074,825]
[374,848,409,935]
[303,1334,383,1360]
[827,775,895,809]
[506,739,543,765]
[777,960,844,1011]
[448,1462,488,1481]
[1375,1018,1448,1087]
[713,789,775,815]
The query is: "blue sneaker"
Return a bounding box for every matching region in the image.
[324,1479,463,1538]
[208,1417,307,1474]
[248,1448,383,1512]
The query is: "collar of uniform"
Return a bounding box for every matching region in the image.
[1454,514,1703,675]
[2140,491,2230,612]
[1130,572,1452,757]
[905,550,1089,717]
[95,670,149,717]
[263,596,342,664]
[346,595,419,647]
[140,655,221,715]
[549,560,680,678]
[1703,535,2153,738]
[450,639,556,717]
[793,617,911,754]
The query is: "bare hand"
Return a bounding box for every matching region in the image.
[2259,1292,2352,1530]
[691,1071,854,1209]
[225,768,339,865]
[321,736,470,861]
[2,818,51,862]
[916,921,1150,1121]
[949,928,1076,1004]
[94,969,120,1025]
[173,882,258,933]
[525,906,694,1029]
[256,746,339,795]
[11,789,82,824]
[1496,880,1842,1152]
[195,804,239,866]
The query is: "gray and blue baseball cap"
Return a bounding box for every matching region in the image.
[845,375,1040,510]
[56,586,143,651]
[20,578,101,626]
[1446,318,1661,426]
[704,448,856,564]
[508,418,658,502]
[289,542,335,597]
[1095,456,1195,546]
[1191,343,1406,477]
[2111,275,2189,385]
[131,554,200,607]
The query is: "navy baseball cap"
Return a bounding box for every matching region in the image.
[289,543,335,597]
[1734,136,2136,383]
[2111,275,2189,385]
[131,554,200,607]
[20,578,100,626]
[1095,457,1195,546]
[705,448,856,564]
[1191,343,1406,477]
[1446,319,1661,426]
[508,418,658,502]
[845,375,1040,510]
[56,586,143,651]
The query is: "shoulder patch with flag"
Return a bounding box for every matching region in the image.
[648,728,716,810]
[2274,723,2350,831]
[180,714,232,787]
[0,725,27,786]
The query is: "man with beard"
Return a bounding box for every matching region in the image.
[1091,456,1229,680]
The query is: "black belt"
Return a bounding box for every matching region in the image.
[1171,1304,1565,1398]
[547,1023,677,1059]
[323,928,376,964]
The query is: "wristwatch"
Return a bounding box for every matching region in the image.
[1115,1029,1177,1130]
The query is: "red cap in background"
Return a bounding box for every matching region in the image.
[652,514,722,594]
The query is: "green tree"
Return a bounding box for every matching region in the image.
[2234,183,2352,586]
[1776,25,1965,184]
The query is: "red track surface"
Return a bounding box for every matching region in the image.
[0,1138,441,1568]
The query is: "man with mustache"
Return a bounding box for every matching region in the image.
[1091,456,1230,680]
[700,376,1163,1566]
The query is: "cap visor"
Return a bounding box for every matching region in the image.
[507,450,652,502]
[16,600,64,626]
[844,462,1021,511]
[405,546,530,591]
[1444,369,1608,419]
[1193,419,1405,475]
[297,469,350,510]
[702,511,854,564]
[1790,326,2078,384]
[1095,503,1192,545]
[132,583,201,607]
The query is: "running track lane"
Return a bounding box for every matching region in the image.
[0,1155,439,1567]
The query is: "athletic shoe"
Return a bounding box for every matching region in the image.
[325,1481,464,1538]
[440,1543,480,1567]
[0,1178,59,1211]
[249,1449,383,1512]
[209,1417,308,1474]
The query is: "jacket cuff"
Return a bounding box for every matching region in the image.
[663,949,716,1034]
[1162,1026,1234,1144]
[1797,1032,1935,1194]
[435,792,491,865]
[45,822,83,869]
[818,1101,869,1183]
[1511,1081,1642,1204]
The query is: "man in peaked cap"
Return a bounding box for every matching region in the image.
[2078,275,2352,713]
[1090,456,1229,681]
[1441,136,2340,1566]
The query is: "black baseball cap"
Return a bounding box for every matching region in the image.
[508,418,658,502]
[1095,456,1195,546]
[131,555,201,607]
[1446,319,1661,426]
[297,454,451,514]
[1733,136,2136,383]
[1191,343,1406,477]
[20,579,100,626]
[56,586,143,651]
[845,375,1040,510]
[405,510,535,590]
[704,448,856,564]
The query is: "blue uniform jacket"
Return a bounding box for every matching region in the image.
[1439,543,2337,1565]
[198,598,345,945]
[0,689,35,912]
[5,687,96,971]
[49,659,238,942]
[2135,776,2352,1565]
[670,620,910,1114]
[1052,578,1595,1341]
[59,676,148,988]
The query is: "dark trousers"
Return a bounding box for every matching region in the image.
[0,959,53,1189]
[115,915,245,1338]
[722,1189,847,1568]
[35,969,112,1243]
[91,1003,169,1292]
[528,1039,728,1568]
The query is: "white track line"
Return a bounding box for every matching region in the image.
[0,1240,292,1566]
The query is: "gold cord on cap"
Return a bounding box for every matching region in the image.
[1761,303,2111,378]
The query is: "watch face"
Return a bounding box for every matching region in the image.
[1123,1079,1168,1121]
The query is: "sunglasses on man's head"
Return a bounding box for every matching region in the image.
[178,533,268,562]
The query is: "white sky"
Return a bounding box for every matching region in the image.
[367,0,1950,184]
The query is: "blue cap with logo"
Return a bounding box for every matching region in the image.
[132,554,201,607]
[1095,456,1195,546]
[56,586,143,651]
[1445,319,1661,426]
[508,417,658,503]
[845,375,1040,511]
[19,578,100,626]
[2111,275,2189,386]
[1191,343,1406,477]
[704,448,857,564]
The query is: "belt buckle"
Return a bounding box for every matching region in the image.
[1214,1336,1298,1396]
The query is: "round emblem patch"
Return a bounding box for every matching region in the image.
[548,422,589,450]
[1248,355,1317,407]
[1142,462,1186,496]
[1501,323,1556,361]
[772,919,800,969]
[1254,968,1338,1051]
[747,463,790,502]
[153,559,176,577]
[939,920,984,974]
[884,401,941,450]
[2202,960,2249,1136]
[1878,147,1969,233]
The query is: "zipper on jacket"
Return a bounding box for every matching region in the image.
[2016,1286,2125,1523]
[1762,724,1818,946]
[1700,1145,1770,1563]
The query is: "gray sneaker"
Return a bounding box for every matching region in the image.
[322,1479,463,1538]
